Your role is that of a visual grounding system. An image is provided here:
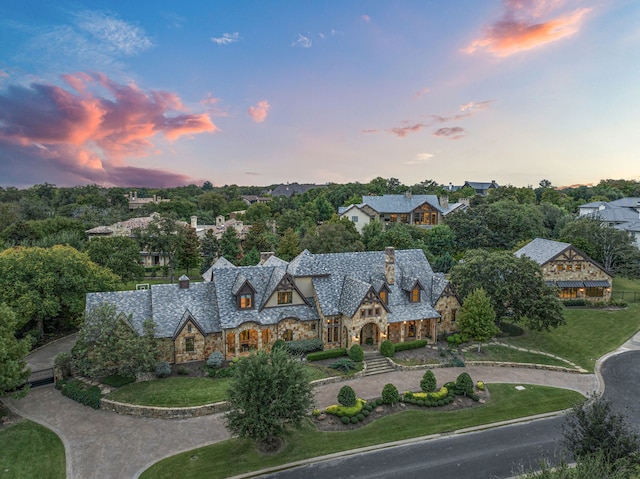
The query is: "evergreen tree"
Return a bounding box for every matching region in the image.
[457,288,499,352]
[200,230,219,273]
[276,228,301,261]
[177,226,201,275]
[219,227,242,265]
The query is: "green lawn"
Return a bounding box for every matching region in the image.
[0,420,65,479]
[463,345,574,368]
[498,278,640,373]
[105,377,231,407]
[140,383,584,479]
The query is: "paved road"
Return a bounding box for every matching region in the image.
[25,333,78,371]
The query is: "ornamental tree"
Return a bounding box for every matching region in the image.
[85,236,145,281]
[225,348,314,451]
[457,289,499,352]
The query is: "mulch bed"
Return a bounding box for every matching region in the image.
[313,390,489,432]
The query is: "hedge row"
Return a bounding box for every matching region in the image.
[59,379,102,409]
[393,340,428,352]
[286,338,324,355]
[307,348,348,361]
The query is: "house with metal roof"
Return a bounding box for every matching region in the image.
[578,198,640,249]
[86,247,461,363]
[514,238,613,302]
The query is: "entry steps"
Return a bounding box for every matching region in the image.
[363,351,396,376]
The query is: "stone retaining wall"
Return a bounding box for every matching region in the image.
[100,398,230,419]
[392,360,585,374]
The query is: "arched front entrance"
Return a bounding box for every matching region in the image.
[360,322,379,347]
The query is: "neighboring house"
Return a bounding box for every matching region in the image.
[241,195,271,206]
[86,247,462,363]
[578,198,640,249]
[462,180,499,196]
[86,213,188,267]
[189,215,250,241]
[125,191,170,210]
[338,192,465,233]
[268,183,324,198]
[514,238,613,302]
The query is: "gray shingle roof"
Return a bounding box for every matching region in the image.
[361,195,444,214]
[88,248,450,338]
[514,238,571,265]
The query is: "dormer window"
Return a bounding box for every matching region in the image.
[277,291,293,304]
[379,290,387,304]
[239,293,253,309]
[410,288,420,303]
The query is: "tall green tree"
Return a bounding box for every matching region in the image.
[85,236,145,281]
[300,219,365,253]
[200,230,219,273]
[72,304,157,378]
[177,226,201,276]
[0,245,119,336]
[450,249,564,331]
[219,227,242,264]
[135,213,186,283]
[225,348,314,451]
[457,289,499,352]
[243,220,273,254]
[0,304,31,397]
[276,228,301,261]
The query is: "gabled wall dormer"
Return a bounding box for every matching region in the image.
[402,278,425,303]
[232,274,256,310]
[262,273,308,309]
[378,283,391,305]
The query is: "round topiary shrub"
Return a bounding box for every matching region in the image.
[337,385,357,407]
[350,416,359,424]
[417,399,425,407]
[437,399,444,406]
[362,409,370,417]
[381,383,399,405]
[365,403,373,411]
[376,398,383,406]
[206,351,224,368]
[456,372,474,397]
[349,344,364,362]
[272,339,286,351]
[426,400,433,407]
[477,381,485,391]
[341,416,350,424]
[420,370,437,392]
[357,413,365,422]
[155,361,172,378]
[380,340,395,358]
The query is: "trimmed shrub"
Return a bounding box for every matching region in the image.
[456,372,474,396]
[362,409,370,417]
[286,338,324,355]
[155,361,172,378]
[404,386,449,404]
[272,339,286,351]
[380,340,395,357]
[349,344,364,362]
[393,340,428,352]
[381,383,399,405]
[341,416,350,424]
[329,358,357,374]
[375,398,383,406]
[356,413,365,422]
[609,299,628,308]
[61,379,101,409]
[206,351,224,368]
[325,398,366,417]
[54,352,72,381]
[477,381,485,391]
[350,416,359,424]
[563,299,587,307]
[338,385,357,407]
[307,348,348,361]
[420,370,437,392]
[437,399,444,406]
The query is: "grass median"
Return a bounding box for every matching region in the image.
[140,383,584,479]
[0,420,65,479]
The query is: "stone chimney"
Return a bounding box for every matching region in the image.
[191,215,198,229]
[439,196,449,210]
[259,252,275,265]
[405,190,412,200]
[384,246,395,285]
[178,275,190,289]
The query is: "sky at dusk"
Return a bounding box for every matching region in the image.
[1,0,639,189]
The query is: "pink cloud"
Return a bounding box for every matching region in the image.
[433,127,466,139]
[0,73,217,187]
[248,100,270,123]
[361,15,371,23]
[464,1,591,57]
[389,123,426,138]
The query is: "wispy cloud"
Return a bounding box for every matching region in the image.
[74,11,152,56]
[292,33,312,48]
[464,0,591,57]
[161,12,186,30]
[460,100,495,111]
[211,32,240,45]
[361,15,371,23]
[413,87,430,99]
[248,100,270,123]
[405,153,434,165]
[433,127,465,139]
[0,73,217,187]
[390,123,426,138]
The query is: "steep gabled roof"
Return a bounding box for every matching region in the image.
[514,238,571,265]
[361,195,444,214]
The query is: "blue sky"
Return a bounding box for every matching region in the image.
[1,1,638,188]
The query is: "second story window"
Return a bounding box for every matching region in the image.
[277,291,293,304]
[239,293,253,309]
[410,288,420,303]
[379,290,387,304]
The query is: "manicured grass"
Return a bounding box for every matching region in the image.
[304,365,332,382]
[502,303,640,372]
[105,377,231,407]
[463,345,574,368]
[0,420,65,479]
[140,383,584,479]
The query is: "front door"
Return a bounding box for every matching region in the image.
[360,323,379,347]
